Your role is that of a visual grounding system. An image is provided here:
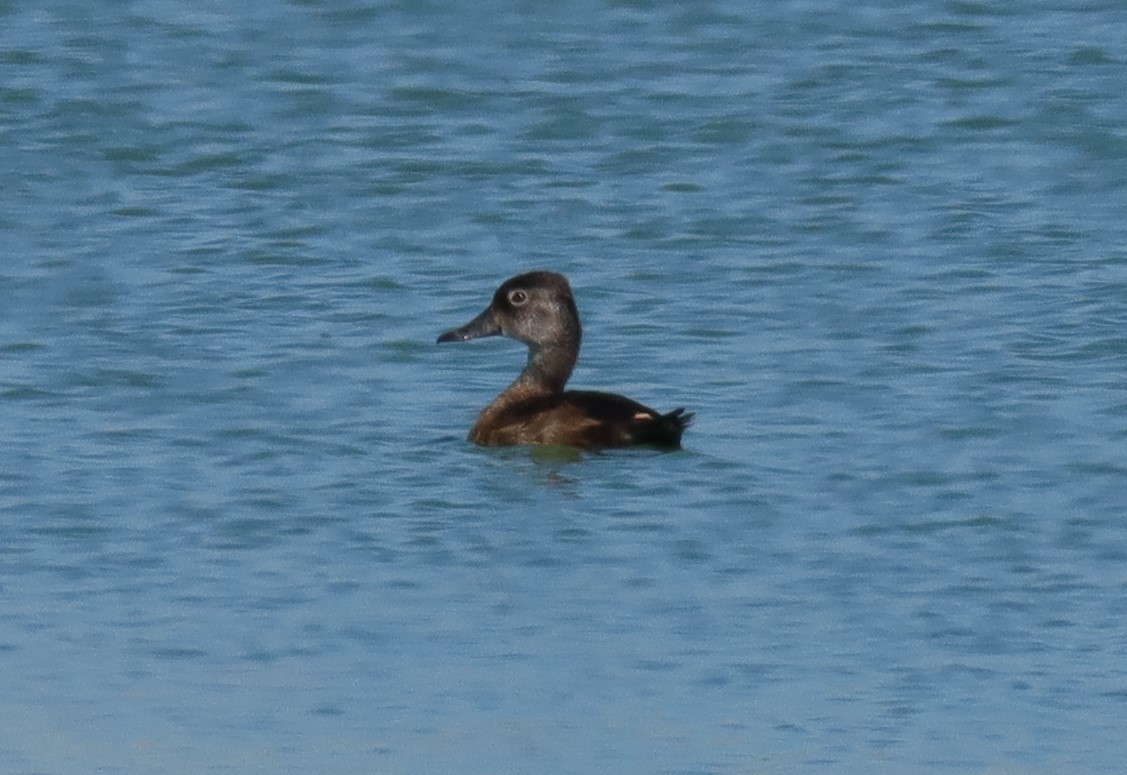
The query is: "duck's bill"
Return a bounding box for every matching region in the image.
[436,307,501,343]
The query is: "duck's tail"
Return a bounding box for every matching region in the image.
[637,407,693,449]
[666,407,693,429]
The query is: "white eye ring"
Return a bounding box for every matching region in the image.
[508,289,529,306]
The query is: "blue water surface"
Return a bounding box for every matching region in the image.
[3,1,1127,773]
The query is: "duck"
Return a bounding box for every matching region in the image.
[437,271,692,450]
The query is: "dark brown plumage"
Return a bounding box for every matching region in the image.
[437,271,692,450]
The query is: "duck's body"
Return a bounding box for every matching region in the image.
[468,387,692,448]
[437,271,692,450]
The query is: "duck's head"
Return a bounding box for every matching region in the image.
[437,271,581,351]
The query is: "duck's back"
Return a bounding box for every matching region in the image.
[470,390,692,450]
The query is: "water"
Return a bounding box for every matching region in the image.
[3,1,1127,772]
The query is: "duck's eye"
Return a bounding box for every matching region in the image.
[508,289,529,306]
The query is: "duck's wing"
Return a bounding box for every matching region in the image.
[566,393,691,449]
[470,391,691,449]
[476,391,688,449]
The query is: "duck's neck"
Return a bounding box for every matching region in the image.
[470,331,579,443]
[512,341,576,396]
